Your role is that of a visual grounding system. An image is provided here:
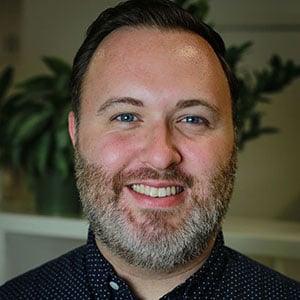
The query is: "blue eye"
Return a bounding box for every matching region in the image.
[182,116,203,124]
[116,113,137,122]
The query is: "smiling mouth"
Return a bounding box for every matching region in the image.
[130,184,184,198]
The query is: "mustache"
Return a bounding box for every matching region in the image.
[74,149,194,195]
[113,167,194,190]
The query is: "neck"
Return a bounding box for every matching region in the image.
[95,237,216,300]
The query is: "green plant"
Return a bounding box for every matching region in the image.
[1,0,300,193]
[0,65,15,169]
[0,66,14,102]
[0,57,73,186]
[227,44,300,149]
[176,0,300,149]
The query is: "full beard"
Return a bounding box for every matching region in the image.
[74,147,237,271]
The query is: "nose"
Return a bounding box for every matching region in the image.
[140,124,182,170]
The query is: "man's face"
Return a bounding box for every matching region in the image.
[69,27,236,270]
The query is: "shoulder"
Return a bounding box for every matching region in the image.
[221,246,300,298]
[0,244,89,299]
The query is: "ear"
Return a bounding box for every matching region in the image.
[68,111,77,147]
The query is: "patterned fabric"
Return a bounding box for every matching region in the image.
[0,231,299,299]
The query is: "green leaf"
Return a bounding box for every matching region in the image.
[5,91,52,111]
[226,42,253,71]
[0,56,74,186]
[42,56,71,76]
[0,66,14,101]
[54,150,69,179]
[259,127,279,135]
[12,111,52,146]
[55,127,71,150]
[175,0,210,21]
[10,145,23,170]
[5,112,30,137]
[16,75,54,91]
[35,131,52,175]
[53,73,71,96]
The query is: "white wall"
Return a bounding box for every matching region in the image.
[2,0,300,221]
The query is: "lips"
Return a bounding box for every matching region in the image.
[130,184,184,198]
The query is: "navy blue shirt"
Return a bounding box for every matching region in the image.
[0,231,299,299]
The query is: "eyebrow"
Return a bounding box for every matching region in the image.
[97,96,220,116]
[176,99,219,115]
[97,97,144,114]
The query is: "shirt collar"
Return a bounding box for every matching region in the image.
[85,230,226,299]
[85,230,136,298]
[165,232,226,298]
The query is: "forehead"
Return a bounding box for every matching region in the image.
[81,27,230,110]
[95,26,211,56]
[87,26,224,77]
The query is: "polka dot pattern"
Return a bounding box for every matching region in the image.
[0,231,299,299]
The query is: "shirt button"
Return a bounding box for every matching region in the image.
[109,281,120,291]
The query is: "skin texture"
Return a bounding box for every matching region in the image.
[69,27,236,300]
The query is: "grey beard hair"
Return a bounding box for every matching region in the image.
[74,147,237,271]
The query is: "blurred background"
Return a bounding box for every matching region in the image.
[0,0,299,283]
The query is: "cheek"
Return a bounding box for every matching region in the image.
[181,136,234,176]
[79,130,137,171]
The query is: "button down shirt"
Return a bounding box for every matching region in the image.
[0,231,299,299]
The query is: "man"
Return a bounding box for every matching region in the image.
[1,0,299,299]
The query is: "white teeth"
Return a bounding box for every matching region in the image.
[131,184,183,198]
[171,186,176,195]
[150,187,158,197]
[158,188,166,197]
